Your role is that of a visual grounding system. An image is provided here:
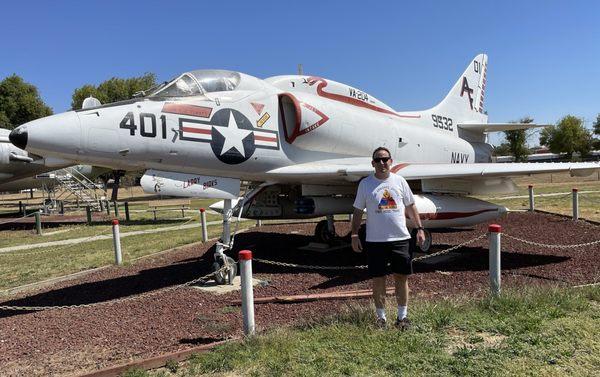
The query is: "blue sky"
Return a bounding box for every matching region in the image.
[1,1,599,145]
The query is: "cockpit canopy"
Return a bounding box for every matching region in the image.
[149,70,242,98]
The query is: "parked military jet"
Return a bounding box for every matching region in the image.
[9,54,599,253]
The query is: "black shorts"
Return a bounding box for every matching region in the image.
[365,239,413,278]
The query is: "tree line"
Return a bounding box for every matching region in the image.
[494,115,600,161]
[1,73,599,161]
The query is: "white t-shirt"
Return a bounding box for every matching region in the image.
[353,173,415,242]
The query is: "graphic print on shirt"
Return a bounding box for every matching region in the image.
[376,187,400,213]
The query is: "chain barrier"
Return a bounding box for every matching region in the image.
[0,226,113,258]
[0,265,229,312]
[0,211,38,226]
[413,233,487,261]
[503,233,600,249]
[253,233,488,270]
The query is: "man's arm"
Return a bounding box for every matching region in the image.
[351,207,364,252]
[406,203,426,246]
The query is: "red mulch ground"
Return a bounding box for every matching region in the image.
[0,212,599,376]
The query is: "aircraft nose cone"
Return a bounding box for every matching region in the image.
[9,127,28,150]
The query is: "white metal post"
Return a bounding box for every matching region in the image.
[488,224,501,296]
[200,208,208,242]
[112,219,122,265]
[528,185,534,212]
[256,219,262,227]
[572,188,579,221]
[239,250,255,336]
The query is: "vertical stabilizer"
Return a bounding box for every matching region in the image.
[431,54,488,129]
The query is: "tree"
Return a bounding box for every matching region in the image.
[593,114,600,150]
[504,116,533,162]
[0,75,52,130]
[71,73,156,110]
[539,115,593,160]
[492,143,511,156]
[593,114,600,136]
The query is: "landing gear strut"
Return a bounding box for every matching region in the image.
[212,198,236,284]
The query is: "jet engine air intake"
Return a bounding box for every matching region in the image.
[278,93,299,143]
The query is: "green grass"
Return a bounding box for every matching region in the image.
[475,174,600,221]
[0,219,256,290]
[135,286,600,377]
[0,200,222,249]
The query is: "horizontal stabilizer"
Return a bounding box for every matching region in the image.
[458,123,548,132]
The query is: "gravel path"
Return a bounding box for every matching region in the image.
[0,212,599,376]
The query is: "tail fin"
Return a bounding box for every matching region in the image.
[431,54,488,126]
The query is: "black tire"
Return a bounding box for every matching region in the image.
[314,219,335,243]
[213,256,237,284]
[410,228,432,253]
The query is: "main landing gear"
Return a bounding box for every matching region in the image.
[212,198,237,285]
[314,215,337,244]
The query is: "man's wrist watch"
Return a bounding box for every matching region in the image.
[416,226,424,231]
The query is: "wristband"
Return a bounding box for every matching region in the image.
[351,234,359,238]
[416,227,424,230]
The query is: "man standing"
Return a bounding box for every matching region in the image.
[351,147,425,329]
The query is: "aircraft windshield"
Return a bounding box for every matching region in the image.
[190,70,241,93]
[149,70,241,98]
[150,74,202,97]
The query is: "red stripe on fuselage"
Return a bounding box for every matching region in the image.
[420,209,497,220]
[182,127,211,135]
[307,77,421,119]
[163,103,212,118]
[254,135,277,142]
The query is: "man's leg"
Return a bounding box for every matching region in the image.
[372,276,387,326]
[372,276,387,319]
[394,273,409,319]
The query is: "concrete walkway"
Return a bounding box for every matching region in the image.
[0,219,233,254]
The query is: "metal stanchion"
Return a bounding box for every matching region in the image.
[239,250,255,336]
[34,211,42,235]
[99,200,104,212]
[105,200,111,216]
[22,203,27,217]
[528,185,534,212]
[86,206,92,225]
[112,219,122,265]
[572,188,579,221]
[256,219,262,227]
[18,201,23,215]
[124,201,130,222]
[114,201,119,217]
[59,200,64,214]
[488,224,501,296]
[200,208,208,242]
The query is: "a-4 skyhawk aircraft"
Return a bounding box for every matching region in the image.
[9,53,599,276]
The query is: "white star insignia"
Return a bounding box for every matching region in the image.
[213,111,252,156]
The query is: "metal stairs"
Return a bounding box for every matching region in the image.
[53,167,103,211]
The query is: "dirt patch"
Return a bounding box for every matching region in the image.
[445,328,507,354]
[0,212,599,376]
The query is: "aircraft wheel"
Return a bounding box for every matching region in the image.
[411,228,432,253]
[213,256,237,285]
[314,219,335,244]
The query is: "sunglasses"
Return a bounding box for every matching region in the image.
[373,157,390,163]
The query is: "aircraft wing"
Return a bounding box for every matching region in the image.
[266,159,600,183]
[457,123,548,132]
